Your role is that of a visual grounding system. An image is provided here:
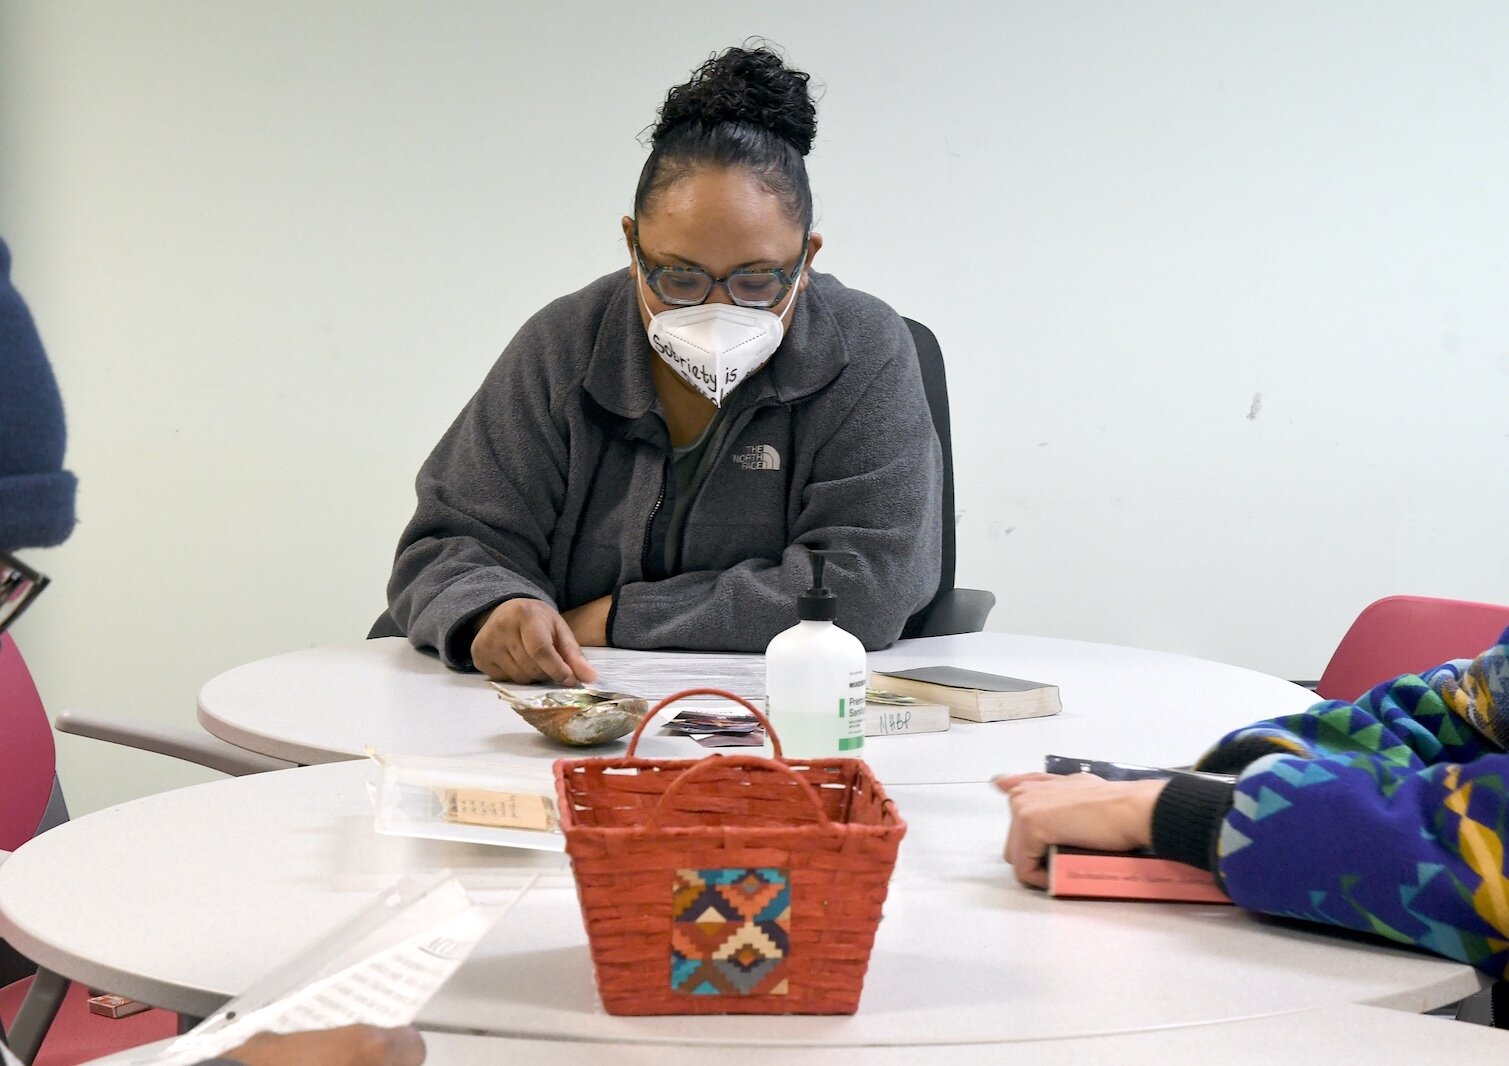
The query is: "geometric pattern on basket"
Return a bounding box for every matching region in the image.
[671,867,790,996]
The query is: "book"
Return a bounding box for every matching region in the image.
[863,689,951,736]
[869,666,1061,723]
[1047,847,1230,903]
[86,994,151,1019]
[1041,754,1230,904]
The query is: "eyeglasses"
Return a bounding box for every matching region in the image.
[0,552,49,637]
[633,229,808,309]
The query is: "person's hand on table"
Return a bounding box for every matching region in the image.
[222,1024,425,1066]
[562,594,612,648]
[994,773,1167,890]
[469,599,598,685]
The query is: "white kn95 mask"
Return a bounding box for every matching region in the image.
[639,275,798,407]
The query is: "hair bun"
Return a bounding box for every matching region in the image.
[654,44,816,156]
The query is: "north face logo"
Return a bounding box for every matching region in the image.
[733,444,781,471]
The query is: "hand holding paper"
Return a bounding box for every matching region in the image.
[218,1025,425,1066]
[88,873,511,1065]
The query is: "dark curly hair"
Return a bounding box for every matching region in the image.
[634,43,817,230]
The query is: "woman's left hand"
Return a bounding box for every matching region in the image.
[562,595,612,647]
[993,773,1167,890]
[223,1025,425,1066]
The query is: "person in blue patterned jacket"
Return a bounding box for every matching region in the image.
[996,629,1509,979]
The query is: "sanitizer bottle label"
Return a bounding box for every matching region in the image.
[840,671,866,752]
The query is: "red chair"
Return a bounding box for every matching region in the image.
[0,633,177,1065]
[1315,595,1509,702]
[0,634,56,855]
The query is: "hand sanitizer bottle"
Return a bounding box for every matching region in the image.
[764,549,867,759]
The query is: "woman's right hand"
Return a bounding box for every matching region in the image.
[470,599,597,685]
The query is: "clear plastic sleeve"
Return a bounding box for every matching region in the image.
[368,750,566,852]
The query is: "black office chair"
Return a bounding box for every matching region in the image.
[897,317,995,638]
[368,316,994,641]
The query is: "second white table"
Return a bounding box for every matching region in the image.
[0,762,1482,1045]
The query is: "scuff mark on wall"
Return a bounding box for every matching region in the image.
[1247,392,1262,421]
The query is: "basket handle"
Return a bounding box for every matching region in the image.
[625,688,832,829]
[644,750,834,830]
[624,687,783,759]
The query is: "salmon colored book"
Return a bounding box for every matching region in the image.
[1043,754,1231,904]
[1047,846,1230,903]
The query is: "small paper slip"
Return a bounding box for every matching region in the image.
[85,873,509,1065]
[443,787,557,832]
[368,749,566,851]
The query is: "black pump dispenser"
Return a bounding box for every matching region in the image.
[798,549,843,622]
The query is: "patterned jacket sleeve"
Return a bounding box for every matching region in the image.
[1193,628,1509,976]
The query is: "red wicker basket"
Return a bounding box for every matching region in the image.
[553,688,906,1015]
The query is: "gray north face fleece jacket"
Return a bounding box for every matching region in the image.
[387,268,942,670]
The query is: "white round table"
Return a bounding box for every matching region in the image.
[120,1004,1509,1065]
[197,633,1322,782]
[0,762,1483,1047]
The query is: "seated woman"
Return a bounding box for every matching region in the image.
[997,629,1509,978]
[386,45,942,684]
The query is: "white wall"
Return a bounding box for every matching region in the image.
[3,1,1506,815]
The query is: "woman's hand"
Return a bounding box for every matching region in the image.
[223,1025,425,1066]
[470,599,597,685]
[993,773,1167,890]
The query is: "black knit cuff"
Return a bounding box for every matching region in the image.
[1150,772,1236,873]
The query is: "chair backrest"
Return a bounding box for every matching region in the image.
[0,634,58,851]
[899,317,956,639]
[1315,595,1509,701]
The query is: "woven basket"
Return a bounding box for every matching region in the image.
[553,687,906,1015]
